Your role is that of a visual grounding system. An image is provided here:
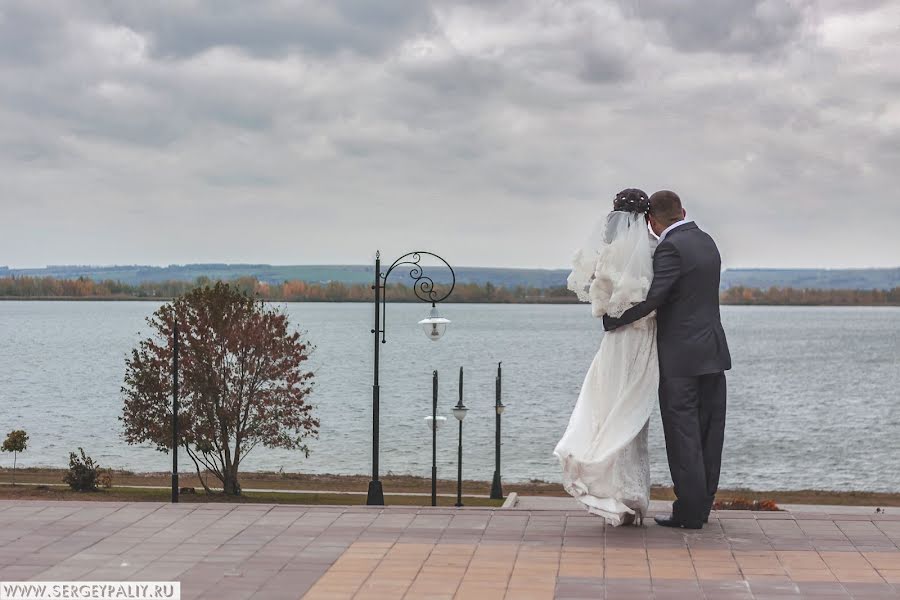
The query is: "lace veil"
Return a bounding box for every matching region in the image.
[566,211,655,318]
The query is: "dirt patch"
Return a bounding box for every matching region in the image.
[0,468,563,496]
[2,468,899,507]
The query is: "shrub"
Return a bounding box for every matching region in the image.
[98,469,113,489]
[713,498,780,512]
[63,448,101,492]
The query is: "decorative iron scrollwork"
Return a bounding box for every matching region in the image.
[378,251,455,342]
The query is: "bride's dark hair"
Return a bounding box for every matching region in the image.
[613,188,650,214]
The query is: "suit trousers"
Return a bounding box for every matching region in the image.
[658,372,727,523]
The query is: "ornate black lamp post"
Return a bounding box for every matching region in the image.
[367,251,456,506]
[171,319,180,504]
[490,362,505,500]
[452,367,468,508]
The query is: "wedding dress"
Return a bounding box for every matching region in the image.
[554,211,659,526]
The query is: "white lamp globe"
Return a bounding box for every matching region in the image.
[425,416,447,431]
[418,305,450,341]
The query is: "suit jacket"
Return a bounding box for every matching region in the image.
[604,222,732,378]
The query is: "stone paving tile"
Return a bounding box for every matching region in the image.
[0,502,899,598]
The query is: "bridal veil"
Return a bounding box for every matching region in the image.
[556,210,659,525]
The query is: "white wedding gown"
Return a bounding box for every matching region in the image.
[554,211,659,526]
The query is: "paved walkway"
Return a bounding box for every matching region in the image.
[0,500,898,599]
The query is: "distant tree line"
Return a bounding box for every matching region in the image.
[0,276,196,298]
[1,276,898,306]
[0,275,575,303]
[720,286,900,306]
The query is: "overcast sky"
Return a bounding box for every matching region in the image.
[1,1,898,270]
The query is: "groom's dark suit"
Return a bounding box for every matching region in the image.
[603,222,731,525]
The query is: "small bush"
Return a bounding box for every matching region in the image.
[98,469,113,489]
[713,498,780,512]
[63,448,101,492]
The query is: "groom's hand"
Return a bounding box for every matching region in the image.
[602,314,618,331]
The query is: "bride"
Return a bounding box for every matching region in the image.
[554,188,658,527]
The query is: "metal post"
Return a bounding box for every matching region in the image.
[490,362,504,500]
[432,370,438,507]
[171,319,179,504]
[367,252,385,506]
[456,366,463,508]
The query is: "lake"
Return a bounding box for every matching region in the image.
[1,301,898,492]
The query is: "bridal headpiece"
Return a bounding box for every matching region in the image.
[612,188,650,215]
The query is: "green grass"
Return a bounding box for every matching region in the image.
[0,484,505,507]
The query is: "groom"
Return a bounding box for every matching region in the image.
[603,190,731,529]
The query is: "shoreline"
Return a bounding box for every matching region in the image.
[2,297,899,307]
[2,468,899,507]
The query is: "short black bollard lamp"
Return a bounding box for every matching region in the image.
[490,362,505,500]
[452,366,468,508]
[424,370,446,507]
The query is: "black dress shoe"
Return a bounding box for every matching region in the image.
[654,514,703,529]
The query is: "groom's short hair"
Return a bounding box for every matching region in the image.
[649,190,683,225]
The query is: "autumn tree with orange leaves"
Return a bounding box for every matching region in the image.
[121,283,317,495]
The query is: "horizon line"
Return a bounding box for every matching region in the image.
[2,263,900,271]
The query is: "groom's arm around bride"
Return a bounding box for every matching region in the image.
[602,240,680,330]
[603,190,731,529]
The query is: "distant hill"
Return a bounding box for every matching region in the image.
[720,268,900,291]
[1,264,897,291]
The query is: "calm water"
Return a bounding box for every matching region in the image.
[1,301,898,492]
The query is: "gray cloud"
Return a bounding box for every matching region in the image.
[579,42,631,84]
[0,0,898,270]
[104,0,436,59]
[617,0,810,55]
